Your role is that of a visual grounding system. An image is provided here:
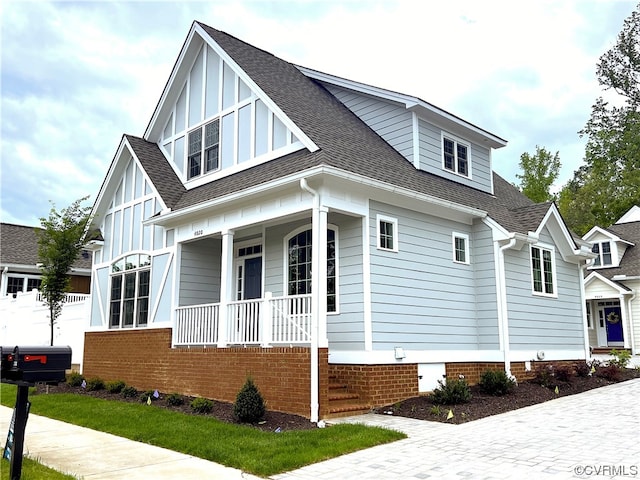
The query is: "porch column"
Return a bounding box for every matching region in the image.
[218,229,235,348]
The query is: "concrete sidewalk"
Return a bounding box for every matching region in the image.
[0,404,261,479]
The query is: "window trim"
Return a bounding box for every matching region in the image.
[530,244,557,298]
[186,118,220,180]
[452,232,470,265]
[441,132,471,178]
[4,274,42,297]
[109,253,151,329]
[376,215,398,252]
[283,224,339,314]
[591,240,614,267]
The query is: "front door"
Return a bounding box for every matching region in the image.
[604,306,623,345]
[243,257,262,300]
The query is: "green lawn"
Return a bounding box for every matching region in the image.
[1,457,78,480]
[0,384,404,477]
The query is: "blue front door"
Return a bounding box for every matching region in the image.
[604,306,623,344]
[244,257,262,300]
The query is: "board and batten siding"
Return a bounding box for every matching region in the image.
[472,220,499,348]
[504,228,585,350]
[150,252,173,324]
[178,238,222,306]
[368,201,480,350]
[325,85,414,164]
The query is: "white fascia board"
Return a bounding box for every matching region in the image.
[1,263,42,274]
[612,275,640,281]
[537,204,593,261]
[482,216,510,241]
[584,271,631,296]
[298,65,507,149]
[146,165,488,228]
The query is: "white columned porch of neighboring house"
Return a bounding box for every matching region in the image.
[217,229,235,348]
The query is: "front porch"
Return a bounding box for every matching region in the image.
[174,293,312,347]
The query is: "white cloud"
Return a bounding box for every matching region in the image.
[1,0,636,226]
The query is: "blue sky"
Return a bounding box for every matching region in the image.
[1,0,636,227]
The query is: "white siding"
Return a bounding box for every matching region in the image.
[472,220,499,348]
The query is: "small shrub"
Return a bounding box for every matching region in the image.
[233,377,266,423]
[430,378,471,405]
[105,380,126,394]
[597,364,621,382]
[429,405,441,416]
[554,364,573,383]
[609,349,631,369]
[121,385,138,398]
[140,390,159,403]
[190,397,213,414]
[478,369,516,396]
[532,364,554,387]
[85,377,105,391]
[574,362,590,377]
[166,393,184,407]
[67,371,84,387]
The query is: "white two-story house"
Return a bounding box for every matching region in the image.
[83,21,594,421]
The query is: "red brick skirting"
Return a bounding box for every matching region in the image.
[446,360,582,385]
[83,329,328,418]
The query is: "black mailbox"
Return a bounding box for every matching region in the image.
[1,345,72,385]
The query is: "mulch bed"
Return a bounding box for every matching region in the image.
[374,368,640,424]
[33,382,315,432]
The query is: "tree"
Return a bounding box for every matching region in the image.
[559,5,640,235]
[516,146,561,203]
[36,197,92,345]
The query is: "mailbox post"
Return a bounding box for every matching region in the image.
[1,345,71,480]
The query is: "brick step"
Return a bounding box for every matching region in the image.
[328,382,349,390]
[325,400,371,418]
[328,391,360,401]
[592,347,631,354]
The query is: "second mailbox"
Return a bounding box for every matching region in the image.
[1,345,72,385]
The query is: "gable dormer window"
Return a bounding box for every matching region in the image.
[187,119,220,180]
[592,241,612,267]
[442,135,470,177]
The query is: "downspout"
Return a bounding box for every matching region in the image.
[1,266,7,297]
[300,178,320,423]
[578,260,591,361]
[627,292,637,356]
[497,237,517,378]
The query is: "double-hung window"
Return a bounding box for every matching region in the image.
[531,245,555,296]
[443,135,470,177]
[452,233,470,264]
[377,215,398,252]
[187,119,220,180]
[110,254,151,328]
[591,241,612,267]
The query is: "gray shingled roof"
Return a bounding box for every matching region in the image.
[0,223,92,270]
[130,22,561,238]
[595,221,640,280]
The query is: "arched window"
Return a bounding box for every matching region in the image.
[110,253,151,328]
[287,227,337,312]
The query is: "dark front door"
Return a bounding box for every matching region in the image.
[604,306,623,344]
[244,257,262,300]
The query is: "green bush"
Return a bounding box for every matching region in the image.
[67,371,84,387]
[190,397,213,414]
[430,378,471,405]
[166,393,184,406]
[121,385,138,398]
[478,369,516,396]
[233,377,266,423]
[532,365,554,387]
[609,349,631,369]
[105,380,126,394]
[85,377,105,391]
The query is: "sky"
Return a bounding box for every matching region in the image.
[1,0,637,227]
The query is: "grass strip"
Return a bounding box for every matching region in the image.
[0,384,404,477]
[1,456,78,480]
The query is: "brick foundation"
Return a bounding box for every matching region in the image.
[445,360,583,385]
[329,363,418,407]
[83,329,328,418]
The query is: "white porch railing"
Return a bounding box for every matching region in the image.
[173,294,312,347]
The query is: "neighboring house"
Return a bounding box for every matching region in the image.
[583,205,639,355]
[0,222,93,366]
[82,21,594,421]
[0,223,92,296]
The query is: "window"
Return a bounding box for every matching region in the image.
[452,233,469,264]
[377,215,398,252]
[110,254,151,328]
[187,119,220,180]
[443,135,470,177]
[531,245,555,295]
[586,302,593,329]
[592,241,612,267]
[5,276,41,297]
[287,228,337,312]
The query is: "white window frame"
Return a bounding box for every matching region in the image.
[3,274,42,297]
[441,132,471,178]
[109,253,151,329]
[283,224,339,314]
[452,232,470,265]
[591,240,614,267]
[376,215,398,252]
[586,302,593,329]
[530,244,557,297]
[186,118,220,180]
